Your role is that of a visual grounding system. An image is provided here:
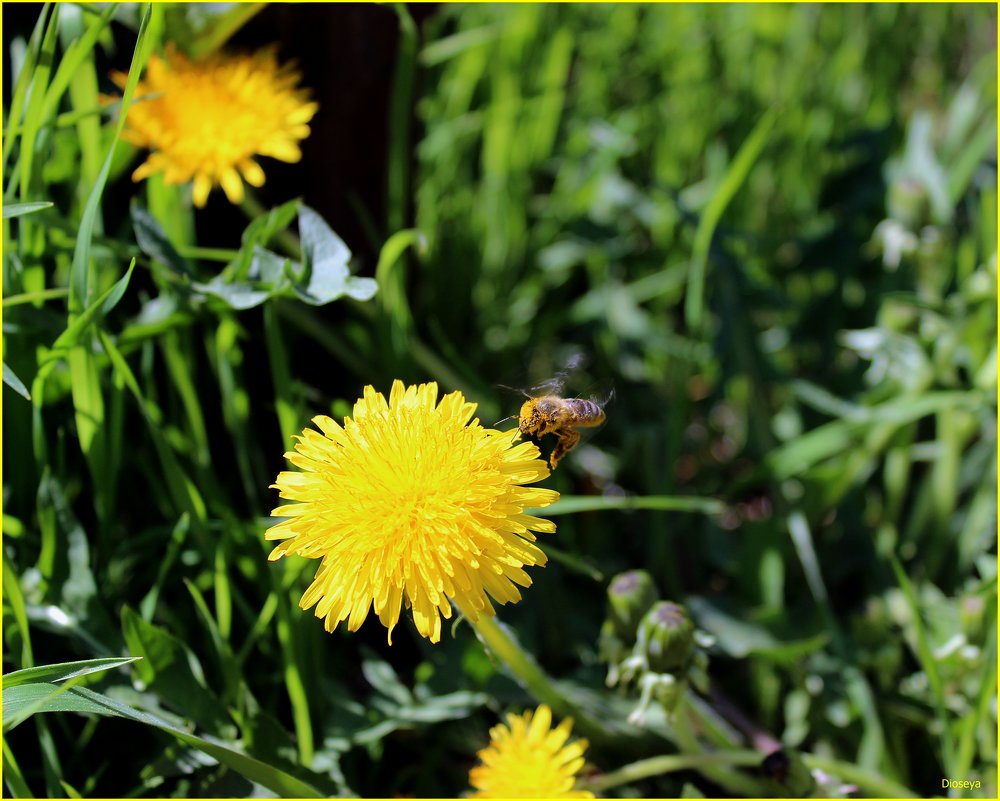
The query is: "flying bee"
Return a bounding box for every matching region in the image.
[497,373,612,469]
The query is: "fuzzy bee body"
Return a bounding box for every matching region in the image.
[517,395,608,469]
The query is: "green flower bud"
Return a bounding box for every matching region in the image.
[605,570,659,644]
[635,601,695,674]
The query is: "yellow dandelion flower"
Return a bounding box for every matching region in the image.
[115,45,318,207]
[266,380,559,644]
[470,705,594,798]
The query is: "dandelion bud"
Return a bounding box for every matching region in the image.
[635,601,695,675]
[606,570,660,643]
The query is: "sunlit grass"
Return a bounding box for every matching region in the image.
[2,3,996,798]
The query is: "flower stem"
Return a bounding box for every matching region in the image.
[464,610,611,747]
[579,749,763,793]
[672,699,771,796]
[801,753,918,798]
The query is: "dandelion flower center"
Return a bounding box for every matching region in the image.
[117,45,318,207]
[266,381,559,643]
[469,705,593,798]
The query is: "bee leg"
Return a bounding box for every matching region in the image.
[549,430,581,469]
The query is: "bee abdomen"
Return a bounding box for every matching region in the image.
[568,399,606,426]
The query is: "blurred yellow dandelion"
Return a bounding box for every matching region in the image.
[266,380,559,644]
[115,45,318,207]
[470,705,593,798]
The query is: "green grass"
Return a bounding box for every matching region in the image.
[2,3,997,798]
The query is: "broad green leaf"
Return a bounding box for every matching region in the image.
[296,204,377,304]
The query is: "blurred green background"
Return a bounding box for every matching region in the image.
[2,2,997,798]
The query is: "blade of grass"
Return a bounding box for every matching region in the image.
[263,302,298,449]
[2,739,32,797]
[686,107,777,333]
[43,4,117,135]
[2,201,53,219]
[2,553,35,668]
[182,578,239,704]
[889,556,957,773]
[533,494,725,515]
[275,595,315,767]
[2,684,326,796]
[3,658,140,688]
[3,362,31,400]
[69,2,156,312]
[188,3,266,58]
[387,4,418,233]
[98,330,210,547]
[16,5,60,204]
[2,3,52,178]
[138,514,190,621]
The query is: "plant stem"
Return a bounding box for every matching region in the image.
[580,749,762,793]
[673,699,771,796]
[463,609,611,747]
[802,753,919,798]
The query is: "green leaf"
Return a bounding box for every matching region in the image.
[2,201,53,219]
[120,606,232,735]
[230,197,301,278]
[686,596,828,660]
[0,683,325,797]
[40,260,135,362]
[686,107,777,333]
[296,204,377,304]
[130,201,195,278]
[68,3,156,313]
[3,657,140,689]
[3,362,31,400]
[534,494,725,515]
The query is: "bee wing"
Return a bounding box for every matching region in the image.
[528,374,567,396]
[496,383,532,399]
[590,385,616,407]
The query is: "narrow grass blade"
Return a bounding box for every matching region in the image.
[16,5,60,202]
[686,107,776,333]
[2,3,51,176]
[387,4,418,233]
[889,556,957,772]
[534,494,725,516]
[2,553,34,667]
[69,3,156,313]
[1,684,326,796]
[2,201,53,219]
[2,739,32,797]
[2,657,140,689]
[3,362,31,400]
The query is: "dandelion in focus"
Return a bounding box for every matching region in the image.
[266,380,559,644]
[469,705,593,798]
[115,45,318,207]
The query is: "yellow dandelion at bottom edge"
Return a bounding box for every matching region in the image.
[469,705,594,798]
[265,380,560,644]
[115,44,318,207]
